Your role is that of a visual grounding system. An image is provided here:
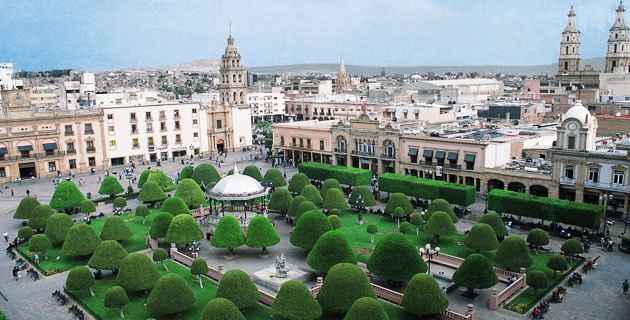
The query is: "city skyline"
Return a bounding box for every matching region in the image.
[0,0,626,71]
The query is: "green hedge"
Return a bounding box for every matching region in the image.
[378,173,475,206]
[298,162,370,186]
[488,189,603,228]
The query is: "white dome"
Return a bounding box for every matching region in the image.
[208,166,267,200]
[564,101,591,125]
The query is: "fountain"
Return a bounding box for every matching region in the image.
[253,254,308,292]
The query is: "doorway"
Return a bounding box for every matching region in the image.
[19,162,37,178]
[217,139,225,153]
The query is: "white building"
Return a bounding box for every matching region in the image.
[0,63,15,90]
[248,87,285,122]
[30,85,60,109]
[420,78,504,105]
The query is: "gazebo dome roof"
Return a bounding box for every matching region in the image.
[208,165,267,201]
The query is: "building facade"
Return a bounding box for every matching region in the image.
[247,87,286,123]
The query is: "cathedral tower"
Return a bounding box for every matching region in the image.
[558,5,581,73]
[605,1,630,73]
[336,59,351,93]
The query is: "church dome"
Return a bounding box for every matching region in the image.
[208,165,267,201]
[564,101,591,125]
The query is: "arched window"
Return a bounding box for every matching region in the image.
[572,47,575,53]
[233,74,236,83]
[566,36,569,41]
[238,74,242,83]
[233,92,237,103]
[564,61,569,71]
[614,44,618,53]
[239,91,244,104]
[616,33,619,40]
[566,46,569,55]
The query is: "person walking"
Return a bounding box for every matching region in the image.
[623,279,629,295]
[3,232,8,242]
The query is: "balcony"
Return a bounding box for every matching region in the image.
[146,128,154,133]
[380,153,396,160]
[64,131,74,136]
[86,147,96,153]
[39,151,65,159]
[67,149,77,155]
[352,150,376,157]
[148,145,155,152]
[334,147,347,153]
[159,115,166,121]
[129,118,138,124]
[584,181,630,192]
[84,130,94,135]
[560,177,576,185]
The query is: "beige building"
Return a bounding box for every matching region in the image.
[272,120,335,165]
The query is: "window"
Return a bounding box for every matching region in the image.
[0,167,5,177]
[193,132,199,138]
[145,111,152,120]
[173,110,180,119]
[64,125,74,135]
[132,138,140,149]
[84,123,94,134]
[307,138,311,149]
[161,136,168,145]
[107,114,114,120]
[216,120,222,129]
[160,122,166,131]
[130,113,136,121]
[175,134,182,144]
[146,122,153,132]
[192,119,198,125]
[147,137,154,146]
[280,136,285,146]
[192,108,197,113]
[88,157,96,167]
[110,140,117,148]
[292,137,296,146]
[320,140,324,151]
[565,166,574,179]
[299,138,304,148]
[613,170,625,185]
[131,124,138,134]
[588,167,599,183]
[66,142,76,154]
[48,161,56,172]
[159,111,166,120]
[567,136,576,150]
[174,121,180,130]
[86,140,95,152]
[69,159,77,169]
[108,126,115,134]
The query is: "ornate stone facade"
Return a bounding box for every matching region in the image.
[558,6,581,73]
[605,1,630,73]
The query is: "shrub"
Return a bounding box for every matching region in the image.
[322,188,348,211]
[272,280,321,320]
[464,223,499,252]
[50,181,86,212]
[146,274,196,317]
[301,184,323,207]
[17,226,33,241]
[288,173,310,194]
[348,185,376,207]
[547,254,569,277]
[88,240,128,271]
[298,162,371,186]
[287,195,306,219]
[399,222,415,234]
[179,166,194,180]
[453,254,497,295]
[402,273,448,317]
[14,196,40,220]
[379,173,475,206]
[191,258,209,287]
[426,198,458,223]
[290,210,332,251]
[29,204,56,230]
[166,214,203,247]
[328,215,342,229]
[149,212,173,239]
[268,189,293,216]
[134,205,150,223]
[98,175,124,198]
[216,270,259,310]
[62,224,100,257]
[496,235,531,272]
[294,201,317,221]
[527,271,549,293]
[113,197,127,209]
[175,178,205,208]
[160,196,191,215]
[344,297,389,320]
[561,238,584,256]
[367,232,427,283]
[104,286,129,318]
[139,181,167,205]
[243,165,263,181]
[307,230,355,274]
[29,234,51,257]
[320,178,341,199]
[66,266,95,296]
[142,170,175,190]
[193,164,221,189]
[116,253,160,293]
[423,211,456,243]
[384,193,414,217]
[100,216,132,241]
[409,212,423,236]
[263,168,287,187]
[79,200,96,214]
[317,263,375,315]
[527,228,550,249]
[478,211,506,239]
[211,216,245,253]
[366,224,378,243]
[246,215,280,253]
[201,298,245,320]
[152,248,169,270]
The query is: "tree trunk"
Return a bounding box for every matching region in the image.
[199,277,203,288]
[120,309,125,319]
[370,235,374,244]
[163,262,169,271]
[89,288,94,297]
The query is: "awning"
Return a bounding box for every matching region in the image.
[17,145,33,152]
[423,149,434,158]
[0,148,7,156]
[464,153,476,162]
[43,143,58,151]
[408,148,418,156]
[435,150,446,159]
[447,152,458,161]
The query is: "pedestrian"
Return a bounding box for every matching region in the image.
[33,253,39,265]
[3,232,8,242]
[16,269,21,281]
[12,267,18,281]
[624,279,629,295]
[25,189,30,197]
[10,189,14,197]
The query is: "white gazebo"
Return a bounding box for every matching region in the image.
[207,165,269,218]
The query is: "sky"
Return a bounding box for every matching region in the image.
[0,0,625,71]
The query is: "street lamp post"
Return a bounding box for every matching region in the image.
[600,194,614,235]
[419,243,440,275]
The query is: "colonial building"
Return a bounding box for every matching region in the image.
[247,87,286,123]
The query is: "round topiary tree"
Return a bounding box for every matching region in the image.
[290,210,332,251]
[153,248,169,271]
[384,193,414,219]
[14,196,40,220]
[344,297,389,320]
[268,189,293,216]
[116,253,160,293]
[149,212,173,239]
[263,168,287,188]
[179,166,194,181]
[301,184,323,207]
[402,273,448,317]
[243,165,263,181]
[66,266,95,296]
[216,269,259,310]
[139,181,167,206]
[328,215,341,229]
[191,258,209,288]
[320,178,341,199]
[146,274,196,317]
[366,224,378,243]
[29,234,51,259]
[143,170,175,190]
[29,204,56,231]
[104,286,129,319]
[527,271,549,293]
[392,207,407,229]
[527,228,550,249]
[246,215,280,253]
[426,198,457,223]
[50,180,86,212]
[113,197,127,210]
[62,224,100,257]
[175,178,205,208]
[288,173,310,194]
[423,211,456,244]
[561,238,584,257]
[368,232,427,284]
[134,205,150,224]
[100,216,133,242]
[160,196,190,216]
[287,195,306,220]
[349,186,376,207]
[88,240,129,271]
[307,230,355,274]
[409,212,423,236]
[496,235,531,272]
[17,226,33,241]
[399,222,415,234]
[193,164,221,189]
[478,211,506,240]
[294,201,317,221]
[464,223,499,252]
[453,254,497,297]
[99,175,125,198]
[79,199,96,215]
[166,214,203,247]
[317,263,375,315]
[547,254,569,278]
[322,188,348,212]
[211,216,245,253]
[271,280,322,320]
[45,212,74,245]
[201,298,245,320]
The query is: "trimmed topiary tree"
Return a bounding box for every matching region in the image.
[134,205,150,224]
[29,204,56,231]
[246,215,280,253]
[29,234,51,259]
[175,178,205,208]
[527,271,549,293]
[288,173,310,194]
[62,224,100,257]
[478,211,506,239]
[139,181,167,206]
[99,175,124,198]
[561,238,584,257]
[146,274,196,317]
[294,201,317,221]
[402,273,448,317]
[409,212,423,236]
[104,286,129,319]
[271,280,322,320]
[423,211,456,244]
[268,189,293,216]
[160,196,191,216]
[243,165,263,181]
[317,263,375,315]
[152,248,169,271]
[463,223,499,252]
[527,228,550,249]
[166,214,203,247]
[496,235,531,272]
[322,188,348,212]
[88,240,128,271]
[179,166,194,181]
[193,164,221,189]
[301,184,323,207]
[307,230,355,274]
[50,180,85,212]
[17,226,33,241]
[320,178,341,199]
[547,254,569,278]
[453,254,497,296]
[287,195,306,220]
[191,258,209,288]
[201,298,245,320]
[45,213,74,245]
[144,170,175,191]
[384,193,414,219]
[263,168,287,188]
[66,266,95,296]
[14,196,40,220]
[100,216,132,241]
[113,197,127,210]
[399,222,414,234]
[368,232,427,284]
[392,207,407,229]
[290,210,332,251]
[344,297,389,320]
[216,270,259,310]
[349,186,376,207]
[116,253,160,293]
[212,216,245,253]
[366,224,378,243]
[149,212,173,239]
[79,199,96,215]
[426,198,458,223]
[328,215,341,229]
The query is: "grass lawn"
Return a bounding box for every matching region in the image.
[18,211,159,275]
[73,260,270,320]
